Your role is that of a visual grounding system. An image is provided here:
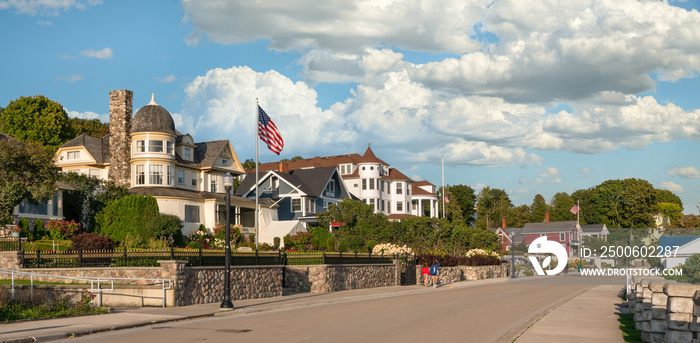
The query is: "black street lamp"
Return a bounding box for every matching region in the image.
[510,232,516,279]
[221,172,234,309]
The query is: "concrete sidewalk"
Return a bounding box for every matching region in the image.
[514,284,625,342]
[0,278,507,343]
[0,277,626,343]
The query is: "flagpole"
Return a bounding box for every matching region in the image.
[441,154,445,219]
[255,98,259,251]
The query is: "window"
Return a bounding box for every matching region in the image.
[210,176,217,193]
[397,201,403,212]
[149,140,163,153]
[221,159,228,165]
[396,183,403,194]
[136,141,145,153]
[340,164,351,175]
[185,205,200,223]
[167,142,174,154]
[560,233,566,241]
[369,178,375,190]
[306,198,316,213]
[135,164,145,185]
[177,170,185,184]
[167,166,174,186]
[388,202,391,214]
[19,198,48,215]
[327,179,336,192]
[149,165,163,185]
[369,199,375,211]
[386,182,390,194]
[407,186,411,195]
[362,179,367,190]
[67,151,80,160]
[191,175,197,186]
[292,198,301,212]
[412,201,417,210]
[380,181,384,193]
[540,233,546,237]
[271,176,279,190]
[184,148,192,160]
[380,201,384,212]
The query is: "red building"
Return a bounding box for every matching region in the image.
[495,220,582,257]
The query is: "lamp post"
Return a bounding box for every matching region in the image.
[510,232,516,279]
[221,172,234,309]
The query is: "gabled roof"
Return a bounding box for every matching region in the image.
[235,166,339,198]
[412,181,437,196]
[129,187,271,207]
[500,227,526,244]
[521,221,579,234]
[581,223,608,234]
[659,235,700,250]
[386,168,412,181]
[175,140,243,173]
[60,134,111,164]
[251,146,392,173]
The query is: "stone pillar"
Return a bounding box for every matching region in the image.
[640,278,656,342]
[664,283,700,343]
[649,280,676,343]
[158,260,188,307]
[108,89,133,187]
[0,251,23,269]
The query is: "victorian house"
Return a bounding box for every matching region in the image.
[54,90,272,236]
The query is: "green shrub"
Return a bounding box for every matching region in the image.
[149,214,184,246]
[33,219,45,241]
[283,235,292,249]
[273,237,280,250]
[339,239,348,252]
[367,240,377,253]
[188,241,203,250]
[248,233,255,243]
[96,195,159,244]
[326,237,336,251]
[310,237,320,250]
[71,233,115,251]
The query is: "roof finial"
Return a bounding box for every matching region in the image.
[148,93,158,106]
[368,143,371,148]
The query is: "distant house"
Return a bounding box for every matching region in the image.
[580,224,609,240]
[658,235,700,269]
[251,144,438,220]
[235,165,350,225]
[495,220,582,257]
[410,181,439,218]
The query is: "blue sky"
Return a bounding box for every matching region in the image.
[1,0,699,214]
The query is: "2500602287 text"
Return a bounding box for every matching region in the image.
[580,245,680,258]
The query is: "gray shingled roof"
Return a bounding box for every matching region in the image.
[234,166,337,198]
[521,221,579,234]
[132,104,176,135]
[502,227,526,244]
[581,224,606,233]
[195,140,228,168]
[659,235,700,250]
[61,134,110,163]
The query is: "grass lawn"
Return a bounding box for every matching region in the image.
[619,313,641,343]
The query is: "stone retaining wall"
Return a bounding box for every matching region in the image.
[416,264,508,286]
[285,264,397,293]
[182,266,283,305]
[628,276,700,343]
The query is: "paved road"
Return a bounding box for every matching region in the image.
[57,278,608,343]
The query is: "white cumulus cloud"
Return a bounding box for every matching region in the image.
[660,181,685,193]
[668,166,700,179]
[80,47,113,59]
[0,0,102,15]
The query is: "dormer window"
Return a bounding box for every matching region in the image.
[327,179,336,193]
[67,151,80,160]
[184,147,192,160]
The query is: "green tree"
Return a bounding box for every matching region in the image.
[666,254,700,284]
[448,185,476,225]
[67,117,109,138]
[550,192,575,222]
[0,138,58,225]
[656,189,683,209]
[0,95,72,153]
[530,194,549,223]
[475,187,512,230]
[658,202,683,225]
[242,159,259,170]
[507,204,532,228]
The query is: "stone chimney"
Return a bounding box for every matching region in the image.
[279,161,288,173]
[502,218,506,229]
[545,213,550,223]
[108,89,133,188]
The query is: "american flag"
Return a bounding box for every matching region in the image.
[444,194,450,204]
[258,105,284,155]
[570,204,579,215]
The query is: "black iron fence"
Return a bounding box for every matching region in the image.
[0,238,22,252]
[19,247,402,268]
